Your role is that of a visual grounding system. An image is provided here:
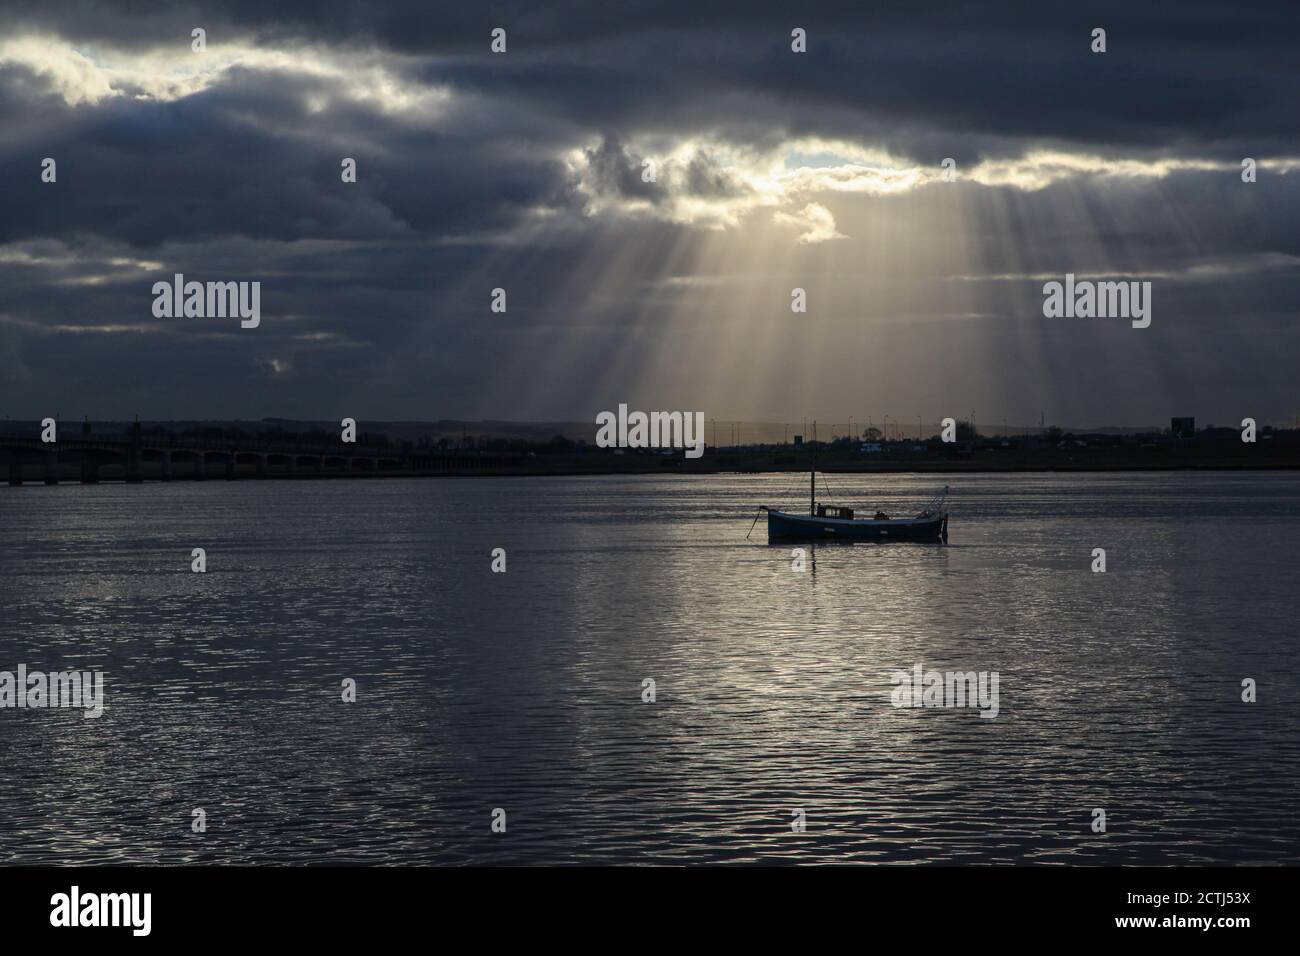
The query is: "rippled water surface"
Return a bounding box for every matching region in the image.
[1,472,1297,864]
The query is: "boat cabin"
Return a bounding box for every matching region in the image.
[815,505,854,519]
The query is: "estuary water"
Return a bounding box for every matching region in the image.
[0,472,1297,865]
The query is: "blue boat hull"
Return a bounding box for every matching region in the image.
[766,509,947,541]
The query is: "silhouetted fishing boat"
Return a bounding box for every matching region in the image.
[757,463,948,541]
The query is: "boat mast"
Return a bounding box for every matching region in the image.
[810,420,817,515]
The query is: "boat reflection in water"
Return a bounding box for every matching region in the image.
[759,463,949,542]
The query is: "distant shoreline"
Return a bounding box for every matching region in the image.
[5,421,1298,485]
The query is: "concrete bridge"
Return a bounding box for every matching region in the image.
[1,424,513,485]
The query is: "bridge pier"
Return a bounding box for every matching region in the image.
[78,420,96,484]
[125,420,143,483]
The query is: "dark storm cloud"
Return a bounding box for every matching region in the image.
[0,60,576,248]
[3,0,1297,248]
[580,135,663,203]
[5,1,1298,159]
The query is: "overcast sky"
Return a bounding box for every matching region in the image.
[0,1,1296,427]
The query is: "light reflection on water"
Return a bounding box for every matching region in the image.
[0,472,1297,864]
